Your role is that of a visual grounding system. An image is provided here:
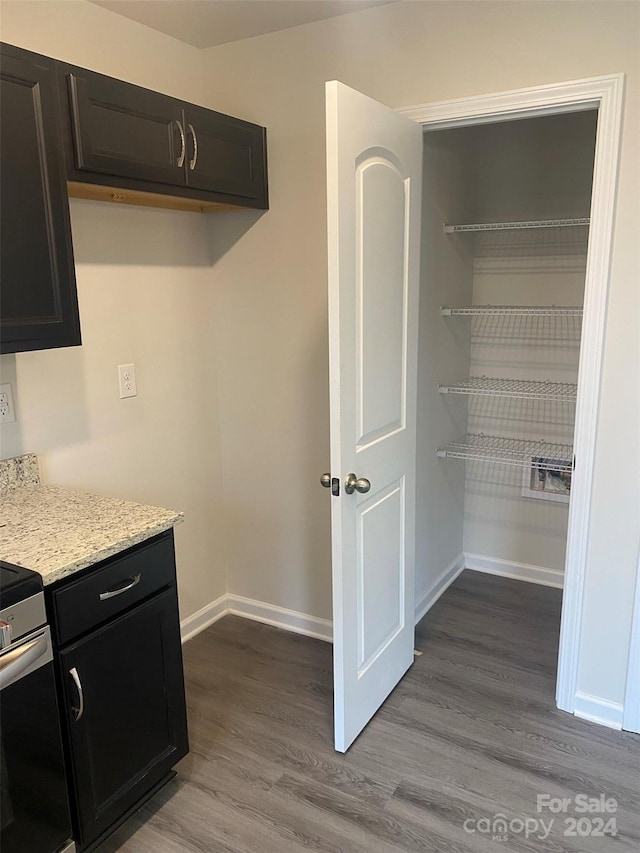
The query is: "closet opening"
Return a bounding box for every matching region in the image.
[417,109,599,695]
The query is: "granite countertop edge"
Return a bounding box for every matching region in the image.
[42,513,184,587]
[0,471,185,586]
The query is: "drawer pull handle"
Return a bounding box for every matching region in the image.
[99,573,141,601]
[70,666,84,721]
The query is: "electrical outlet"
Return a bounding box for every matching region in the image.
[118,364,137,399]
[0,383,16,423]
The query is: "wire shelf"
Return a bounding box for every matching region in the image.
[436,434,573,472]
[441,305,583,317]
[438,377,577,402]
[443,218,590,234]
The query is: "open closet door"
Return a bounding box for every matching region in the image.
[325,81,422,752]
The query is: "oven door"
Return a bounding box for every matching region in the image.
[0,626,73,853]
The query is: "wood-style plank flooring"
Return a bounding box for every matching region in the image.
[102,571,640,852]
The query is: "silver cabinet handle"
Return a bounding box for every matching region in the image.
[345,473,371,495]
[99,573,141,601]
[69,666,84,721]
[175,120,186,168]
[188,123,198,170]
[320,473,331,488]
[0,633,48,691]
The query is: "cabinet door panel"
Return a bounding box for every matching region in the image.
[64,69,185,186]
[59,588,188,847]
[0,45,80,353]
[184,104,268,205]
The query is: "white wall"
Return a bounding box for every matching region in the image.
[416,132,474,605]
[0,0,227,620]
[201,1,640,707]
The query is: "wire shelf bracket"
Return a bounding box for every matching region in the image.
[443,218,590,234]
[436,434,574,472]
[438,377,578,402]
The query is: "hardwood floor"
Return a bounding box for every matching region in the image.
[101,571,640,852]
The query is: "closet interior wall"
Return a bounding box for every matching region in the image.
[418,111,598,599]
[415,131,474,606]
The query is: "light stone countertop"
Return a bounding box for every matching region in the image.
[0,484,183,586]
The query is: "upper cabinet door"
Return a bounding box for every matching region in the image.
[0,44,80,354]
[63,68,186,186]
[183,104,268,206]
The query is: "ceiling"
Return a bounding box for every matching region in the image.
[90,0,396,49]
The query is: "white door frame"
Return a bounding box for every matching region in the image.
[623,547,640,732]
[397,74,626,715]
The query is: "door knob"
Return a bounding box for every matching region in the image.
[345,473,371,495]
[320,473,332,488]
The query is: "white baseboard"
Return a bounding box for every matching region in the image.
[181,553,561,645]
[227,594,333,642]
[573,691,624,730]
[180,594,228,643]
[415,553,465,624]
[464,553,564,589]
[181,592,333,644]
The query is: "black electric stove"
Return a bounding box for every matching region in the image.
[0,560,43,609]
[0,560,75,853]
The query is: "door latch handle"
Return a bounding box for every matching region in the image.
[321,473,341,496]
[345,473,371,495]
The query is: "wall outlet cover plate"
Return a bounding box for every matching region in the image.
[0,384,16,423]
[118,364,137,399]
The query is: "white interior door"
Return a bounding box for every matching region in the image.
[326,81,422,752]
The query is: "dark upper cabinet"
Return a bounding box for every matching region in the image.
[58,63,269,211]
[0,44,80,354]
[65,70,185,185]
[184,103,268,206]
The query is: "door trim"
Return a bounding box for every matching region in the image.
[397,74,626,717]
[623,548,640,733]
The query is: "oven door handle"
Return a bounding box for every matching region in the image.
[0,631,50,690]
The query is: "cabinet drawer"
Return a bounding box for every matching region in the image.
[50,533,176,645]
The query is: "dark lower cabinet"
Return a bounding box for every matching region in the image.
[48,532,188,852]
[0,43,80,354]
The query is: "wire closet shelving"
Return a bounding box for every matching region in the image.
[440,305,583,317]
[436,434,573,472]
[438,377,578,402]
[443,217,590,234]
